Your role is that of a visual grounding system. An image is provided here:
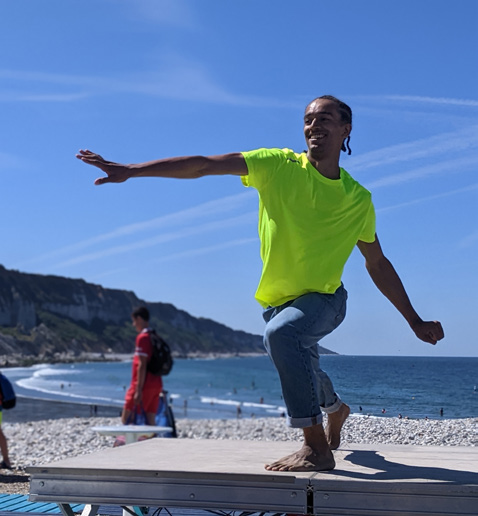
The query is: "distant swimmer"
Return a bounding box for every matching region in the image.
[78,95,444,473]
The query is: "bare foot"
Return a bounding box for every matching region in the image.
[265,444,335,472]
[326,403,350,450]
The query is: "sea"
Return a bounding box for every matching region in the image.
[3,355,478,421]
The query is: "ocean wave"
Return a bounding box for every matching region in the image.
[199,396,284,414]
[31,366,87,377]
[15,378,123,405]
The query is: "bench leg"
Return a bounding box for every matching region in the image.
[58,504,76,516]
[122,506,150,516]
[81,505,100,516]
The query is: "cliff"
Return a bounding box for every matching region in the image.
[0,265,336,364]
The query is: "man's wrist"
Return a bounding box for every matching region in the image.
[408,316,423,330]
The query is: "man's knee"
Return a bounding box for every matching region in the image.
[264,322,296,361]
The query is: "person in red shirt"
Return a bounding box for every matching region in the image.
[122,307,163,425]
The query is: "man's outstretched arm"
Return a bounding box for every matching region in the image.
[356,236,444,345]
[76,149,248,185]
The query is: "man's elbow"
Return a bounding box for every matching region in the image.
[365,255,390,276]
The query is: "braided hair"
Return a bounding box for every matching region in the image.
[310,95,353,155]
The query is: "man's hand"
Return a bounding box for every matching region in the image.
[76,149,131,185]
[410,319,444,345]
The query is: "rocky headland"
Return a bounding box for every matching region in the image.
[0,264,335,366]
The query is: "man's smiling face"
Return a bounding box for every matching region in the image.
[303,99,351,161]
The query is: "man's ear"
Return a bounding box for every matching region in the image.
[342,123,352,138]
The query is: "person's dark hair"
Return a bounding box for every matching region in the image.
[132,306,150,321]
[311,95,353,155]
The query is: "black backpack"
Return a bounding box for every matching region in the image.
[147,330,173,376]
[0,373,16,409]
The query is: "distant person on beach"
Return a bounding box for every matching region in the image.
[122,306,163,426]
[0,405,12,470]
[0,373,14,469]
[77,95,444,472]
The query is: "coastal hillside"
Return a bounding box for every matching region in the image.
[0,265,336,365]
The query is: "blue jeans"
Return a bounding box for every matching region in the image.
[263,286,347,428]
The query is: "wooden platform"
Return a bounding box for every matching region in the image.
[28,439,478,516]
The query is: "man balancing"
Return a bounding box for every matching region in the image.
[77,95,444,472]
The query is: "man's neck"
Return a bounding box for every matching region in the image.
[307,153,341,180]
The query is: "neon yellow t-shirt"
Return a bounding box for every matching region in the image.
[241,148,376,307]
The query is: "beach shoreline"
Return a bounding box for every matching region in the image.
[0,351,270,369]
[5,396,122,424]
[6,395,472,425]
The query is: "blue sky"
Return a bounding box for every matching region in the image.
[1,0,477,357]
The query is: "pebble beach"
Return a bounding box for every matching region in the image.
[1,414,476,494]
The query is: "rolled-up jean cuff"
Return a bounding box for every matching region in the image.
[321,395,342,414]
[287,413,324,428]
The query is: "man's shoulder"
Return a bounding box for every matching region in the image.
[137,330,151,340]
[340,168,372,198]
[241,148,305,189]
[243,147,302,161]
[135,330,152,350]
